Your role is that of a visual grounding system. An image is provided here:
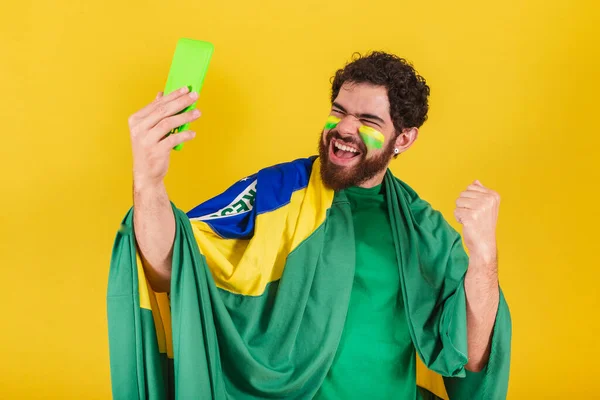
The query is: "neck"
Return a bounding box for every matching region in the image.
[356,168,387,189]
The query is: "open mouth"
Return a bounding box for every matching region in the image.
[329,138,362,164]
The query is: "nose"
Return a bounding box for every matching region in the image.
[336,115,361,137]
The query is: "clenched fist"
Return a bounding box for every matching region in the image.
[454,180,501,263]
[128,86,201,190]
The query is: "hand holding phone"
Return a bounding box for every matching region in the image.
[128,86,200,190]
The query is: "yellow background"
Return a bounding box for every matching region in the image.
[1,0,598,398]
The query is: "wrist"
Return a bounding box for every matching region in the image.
[133,177,166,196]
[467,238,497,264]
[469,250,497,266]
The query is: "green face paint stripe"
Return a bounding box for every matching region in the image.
[324,116,341,130]
[360,132,384,149]
[358,125,385,149]
[324,115,384,150]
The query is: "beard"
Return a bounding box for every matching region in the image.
[318,129,396,191]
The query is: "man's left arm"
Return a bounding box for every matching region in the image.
[454,180,501,372]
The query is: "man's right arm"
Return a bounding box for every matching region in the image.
[133,183,175,293]
[127,86,201,292]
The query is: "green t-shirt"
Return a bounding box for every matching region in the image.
[314,183,417,399]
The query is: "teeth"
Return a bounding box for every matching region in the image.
[334,141,358,153]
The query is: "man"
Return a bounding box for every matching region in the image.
[107,52,511,399]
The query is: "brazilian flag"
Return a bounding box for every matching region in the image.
[107,157,511,399]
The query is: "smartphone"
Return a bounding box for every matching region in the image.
[163,38,214,150]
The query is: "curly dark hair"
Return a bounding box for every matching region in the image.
[330,51,430,133]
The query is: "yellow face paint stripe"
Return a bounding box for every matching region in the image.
[324,115,340,130]
[325,115,385,150]
[358,125,385,149]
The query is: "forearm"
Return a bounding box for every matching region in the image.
[132,182,175,293]
[464,252,500,372]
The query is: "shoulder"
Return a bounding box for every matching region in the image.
[254,156,316,208]
[186,156,316,238]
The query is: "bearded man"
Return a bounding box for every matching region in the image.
[107,51,512,400]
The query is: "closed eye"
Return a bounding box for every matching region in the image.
[361,119,382,128]
[332,102,385,128]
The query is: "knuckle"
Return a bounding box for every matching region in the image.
[130,125,144,138]
[157,118,173,131]
[177,131,190,141]
[178,113,190,125]
[166,135,178,148]
[156,105,169,117]
[188,111,198,121]
[128,114,137,127]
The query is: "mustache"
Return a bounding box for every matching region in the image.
[326,130,366,153]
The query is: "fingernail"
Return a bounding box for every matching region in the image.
[189,91,198,99]
[181,86,189,93]
[192,109,200,117]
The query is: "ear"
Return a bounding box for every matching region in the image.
[394,127,419,154]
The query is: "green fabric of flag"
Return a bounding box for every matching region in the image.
[106,157,511,399]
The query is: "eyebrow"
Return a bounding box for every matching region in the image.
[332,102,386,125]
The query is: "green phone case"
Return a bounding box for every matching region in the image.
[163,38,214,150]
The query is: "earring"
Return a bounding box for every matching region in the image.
[394,148,399,154]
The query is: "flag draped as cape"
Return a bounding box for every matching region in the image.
[107,156,511,399]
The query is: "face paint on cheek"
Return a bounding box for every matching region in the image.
[324,116,340,130]
[358,125,385,151]
[323,115,385,154]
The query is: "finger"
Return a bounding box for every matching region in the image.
[133,86,191,124]
[454,208,474,225]
[140,90,199,132]
[456,197,479,209]
[459,190,482,199]
[160,129,196,151]
[454,208,467,224]
[467,182,488,193]
[464,188,500,206]
[148,108,201,143]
